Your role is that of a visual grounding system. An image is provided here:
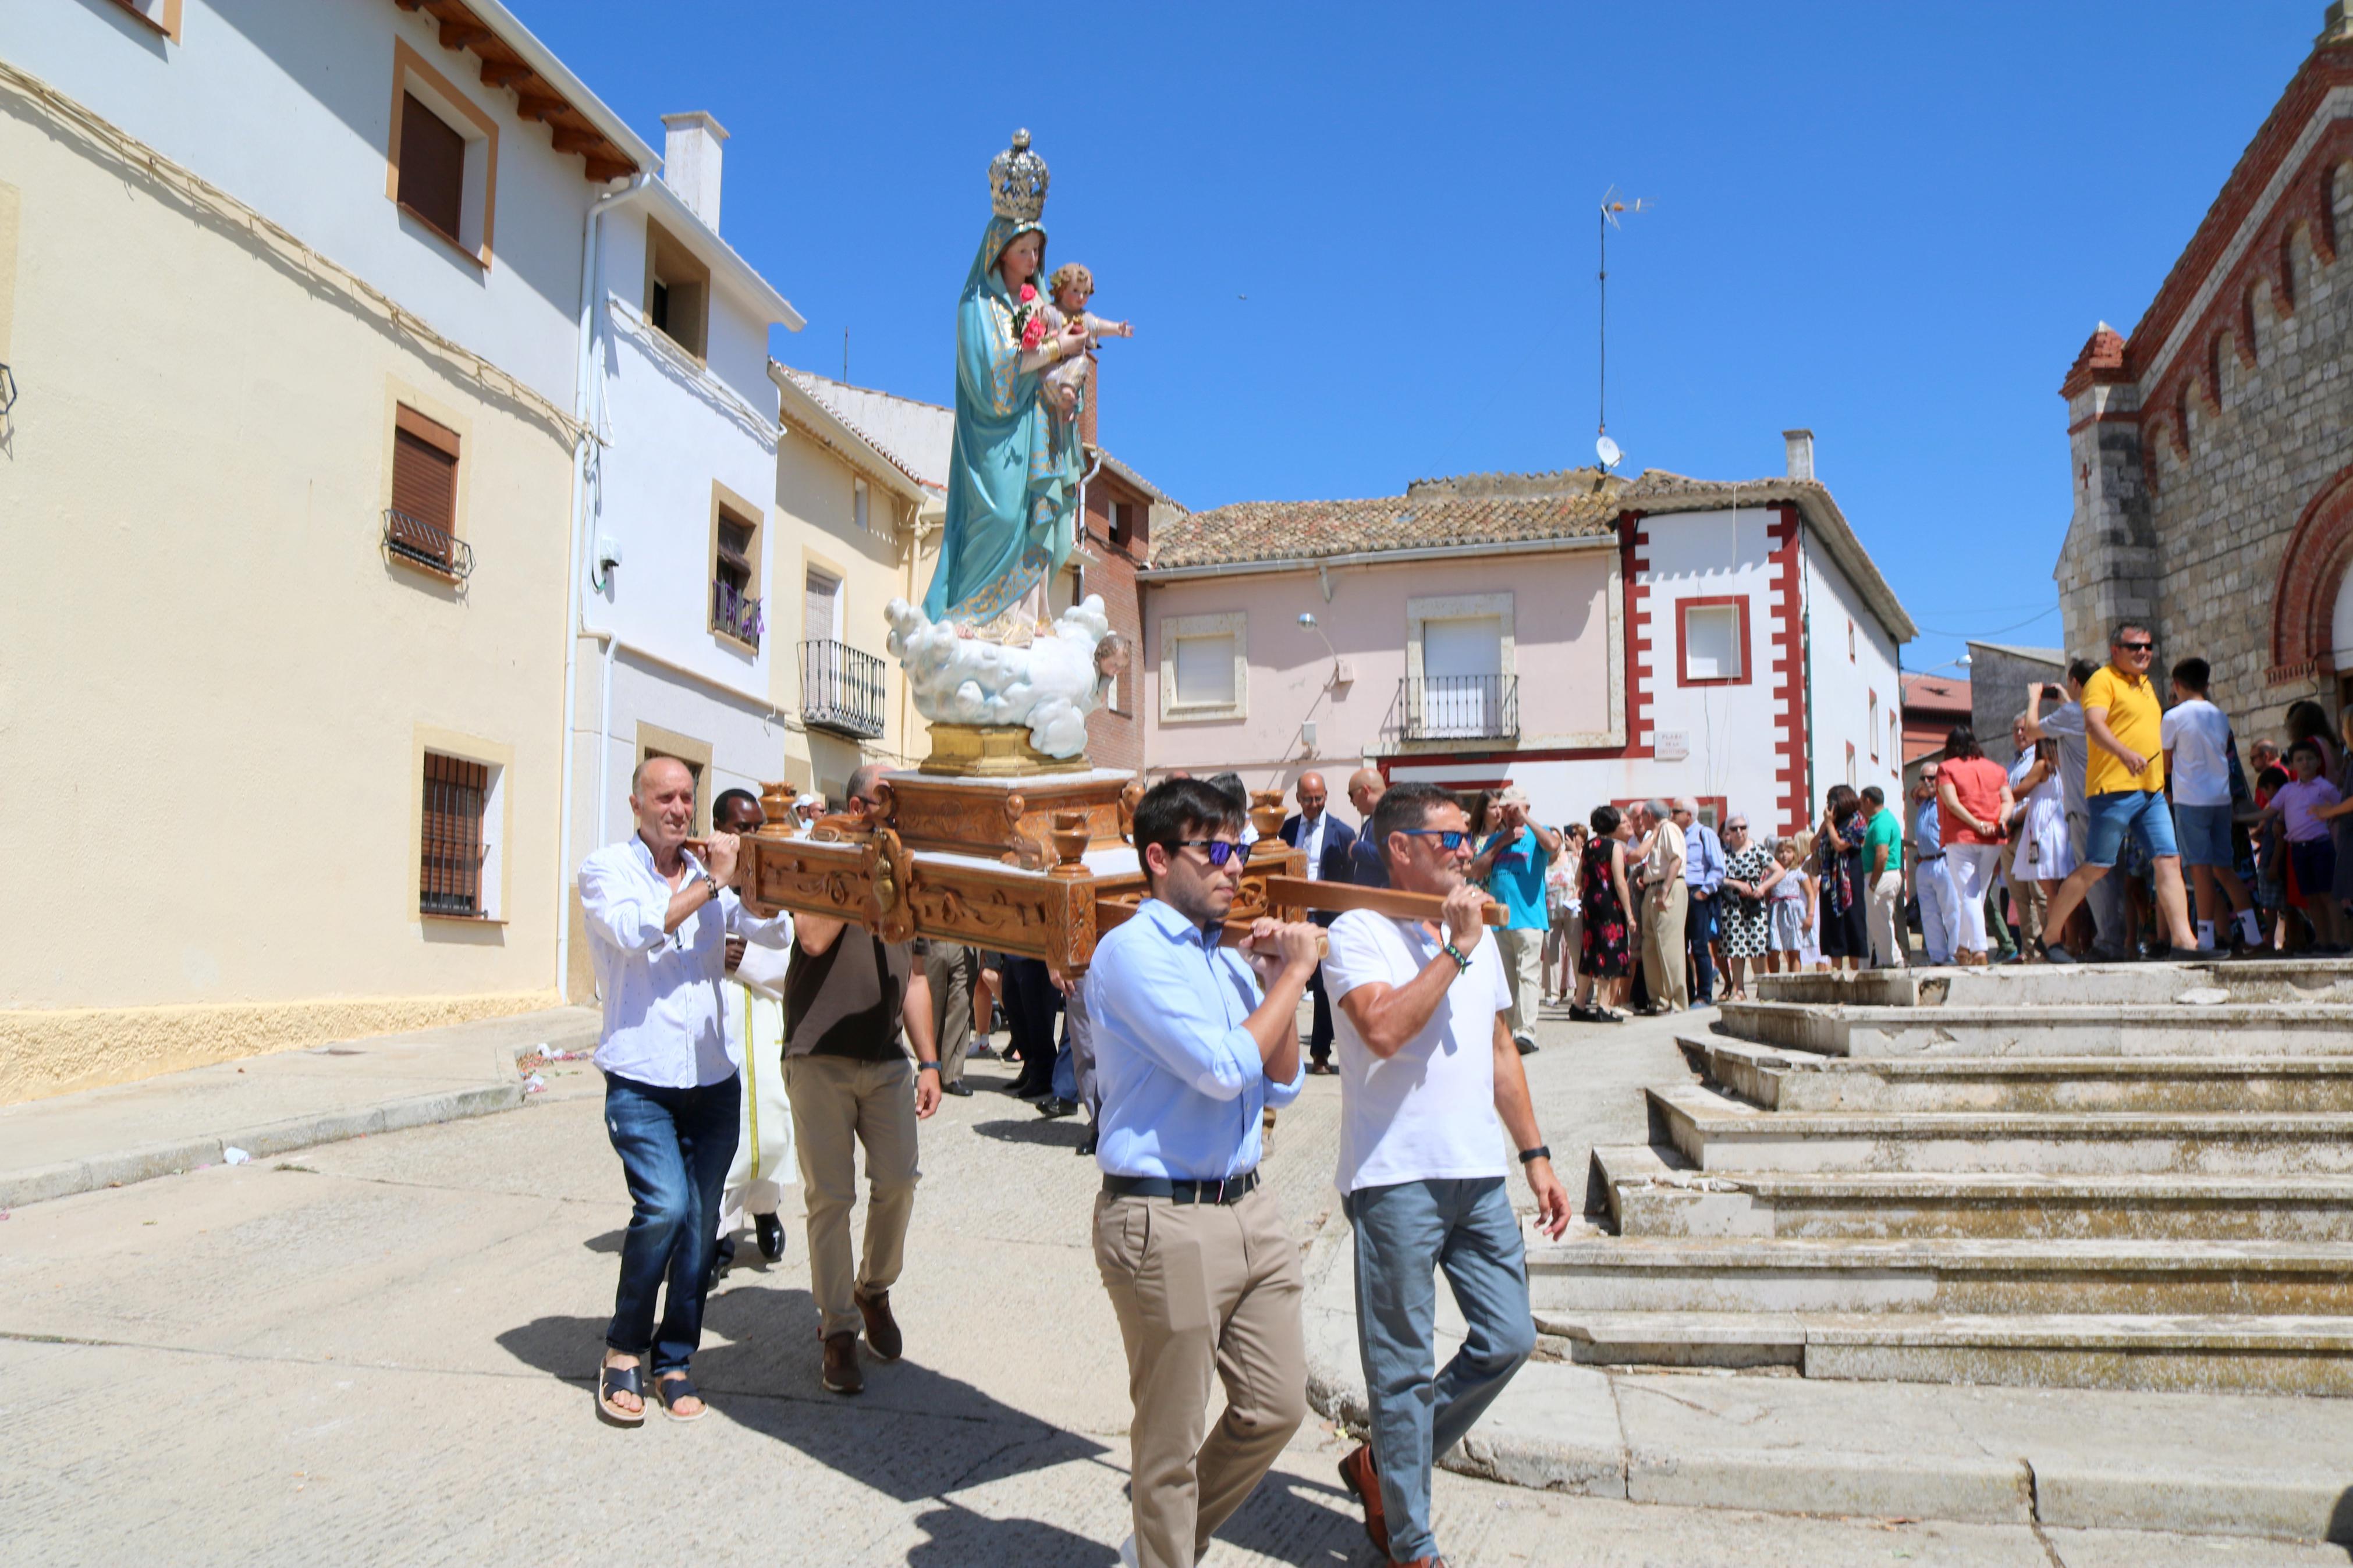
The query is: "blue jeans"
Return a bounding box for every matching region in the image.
[1346,1176,1536,1562]
[2085,788,2178,867]
[1685,890,1720,1002]
[604,1071,740,1374]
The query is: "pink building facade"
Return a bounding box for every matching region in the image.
[1140,445,1914,838]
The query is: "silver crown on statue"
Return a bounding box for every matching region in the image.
[988,129,1050,223]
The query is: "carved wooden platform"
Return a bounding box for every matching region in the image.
[734,774,1305,972]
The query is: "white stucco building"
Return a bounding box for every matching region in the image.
[563,109,806,997]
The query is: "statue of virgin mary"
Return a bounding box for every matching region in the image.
[919,131,1089,633]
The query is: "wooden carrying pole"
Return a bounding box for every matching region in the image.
[1257,877,1507,928]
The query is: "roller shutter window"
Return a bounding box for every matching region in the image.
[390,413,459,571]
[398,93,466,243]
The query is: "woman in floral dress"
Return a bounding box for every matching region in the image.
[1718,813,1777,1000]
[1573,804,1635,1021]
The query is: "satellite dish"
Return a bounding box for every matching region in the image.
[1596,435,1622,470]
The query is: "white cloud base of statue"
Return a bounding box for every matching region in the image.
[885,596,1130,760]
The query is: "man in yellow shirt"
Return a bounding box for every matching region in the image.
[2042,620,2200,962]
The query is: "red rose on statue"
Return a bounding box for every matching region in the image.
[1021,315,1046,350]
[1018,284,1037,303]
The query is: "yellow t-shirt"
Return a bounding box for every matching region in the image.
[2081,664,2164,795]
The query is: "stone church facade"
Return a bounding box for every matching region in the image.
[2056,4,2353,740]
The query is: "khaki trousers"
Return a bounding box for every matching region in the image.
[1495,925,1543,1040]
[2004,865,2047,954]
[922,943,974,1086]
[785,1055,920,1339]
[1094,1184,1308,1568]
[1642,879,1691,1010]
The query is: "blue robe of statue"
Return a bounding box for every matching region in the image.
[921,214,1083,624]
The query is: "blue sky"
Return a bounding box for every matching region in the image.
[522,1,2321,678]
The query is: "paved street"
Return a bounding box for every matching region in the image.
[2,1005,2343,1567]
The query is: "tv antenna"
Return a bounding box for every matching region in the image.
[1596,187,1649,468]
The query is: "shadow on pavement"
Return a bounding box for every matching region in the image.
[496,1288,1108,1506]
[905,1499,1117,1566]
[968,1116,1091,1149]
[1208,1468,1372,1566]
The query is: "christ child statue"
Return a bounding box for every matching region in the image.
[1039,262,1134,425]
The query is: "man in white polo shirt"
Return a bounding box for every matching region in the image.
[1325,783,1573,1568]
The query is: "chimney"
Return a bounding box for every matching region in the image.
[659,112,728,232]
[1783,428,1815,482]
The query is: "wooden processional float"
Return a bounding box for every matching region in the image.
[726,744,1501,972]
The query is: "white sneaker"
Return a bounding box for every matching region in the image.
[1117,1534,1138,1568]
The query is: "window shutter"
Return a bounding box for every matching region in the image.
[804,571,840,643]
[390,423,458,570]
[398,94,466,241]
[1174,634,1234,705]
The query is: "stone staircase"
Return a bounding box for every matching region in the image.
[1541,959,2353,1397]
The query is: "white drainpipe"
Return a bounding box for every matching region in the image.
[555,173,654,998]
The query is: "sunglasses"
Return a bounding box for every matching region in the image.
[2117,641,2155,653]
[1173,839,1243,867]
[1398,829,1471,850]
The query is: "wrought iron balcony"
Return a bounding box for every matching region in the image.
[1382,674,1520,745]
[711,578,763,647]
[382,507,474,580]
[801,638,886,738]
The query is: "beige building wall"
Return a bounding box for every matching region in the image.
[770,421,938,795]
[0,88,572,1100]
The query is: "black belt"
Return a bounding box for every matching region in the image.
[1918,852,1945,862]
[1103,1170,1260,1206]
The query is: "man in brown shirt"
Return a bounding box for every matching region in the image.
[787,763,941,1396]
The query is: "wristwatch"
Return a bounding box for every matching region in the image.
[1518,1144,1551,1165]
[917,1061,941,1074]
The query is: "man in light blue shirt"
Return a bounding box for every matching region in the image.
[1681,798,1727,1005]
[1085,778,1321,1568]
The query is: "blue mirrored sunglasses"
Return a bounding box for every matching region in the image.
[1398,829,1470,850]
[1174,839,1243,866]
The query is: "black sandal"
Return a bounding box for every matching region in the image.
[654,1372,707,1423]
[598,1360,645,1426]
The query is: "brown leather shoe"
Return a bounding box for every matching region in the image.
[855,1288,903,1361]
[1337,1442,1388,1558]
[821,1330,863,1395]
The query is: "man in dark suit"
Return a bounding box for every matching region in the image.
[1346,769,1389,888]
[1278,771,1358,1075]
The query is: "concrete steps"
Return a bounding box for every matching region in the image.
[1753,958,2353,1010]
[1528,1235,2353,1315]
[1567,959,2353,1395]
[1536,1310,2353,1396]
[1647,1081,2353,1176]
[1677,1036,2353,1113]
[1715,999,2353,1058]
[1588,1143,2353,1242]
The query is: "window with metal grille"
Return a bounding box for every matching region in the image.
[420,753,488,916]
[396,93,466,244]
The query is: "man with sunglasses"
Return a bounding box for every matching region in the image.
[2040,621,2202,962]
[1085,779,1323,1568]
[1326,783,1573,1568]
